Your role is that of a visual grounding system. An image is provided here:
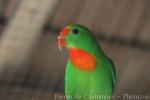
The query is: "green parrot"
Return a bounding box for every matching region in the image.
[57,24,116,100]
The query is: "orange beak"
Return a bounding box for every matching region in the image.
[57,27,70,51]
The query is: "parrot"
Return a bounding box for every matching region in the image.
[57,24,116,100]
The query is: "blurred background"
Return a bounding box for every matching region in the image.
[0,0,150,100]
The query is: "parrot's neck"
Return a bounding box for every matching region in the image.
[69,47,97,71]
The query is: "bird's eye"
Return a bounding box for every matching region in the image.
[72,29,79,35]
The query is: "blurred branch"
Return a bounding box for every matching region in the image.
[0,0,59,69]
[1,15,150,52]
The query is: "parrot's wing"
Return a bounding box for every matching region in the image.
[108,58,116,88]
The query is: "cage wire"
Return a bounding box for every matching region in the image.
[0,0,150,100]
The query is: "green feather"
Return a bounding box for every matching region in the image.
[62,24,116,100]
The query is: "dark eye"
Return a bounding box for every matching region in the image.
[72,29,79,35]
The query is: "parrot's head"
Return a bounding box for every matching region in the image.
[58,24,95,51]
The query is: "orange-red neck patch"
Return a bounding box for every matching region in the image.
[69,47,97,71]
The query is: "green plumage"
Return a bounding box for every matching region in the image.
[61,24,116,100]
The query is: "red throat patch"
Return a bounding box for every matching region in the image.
[69,47,97,71]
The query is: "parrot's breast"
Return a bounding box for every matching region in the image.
[65,60,113,100]
[69,47,97,71]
